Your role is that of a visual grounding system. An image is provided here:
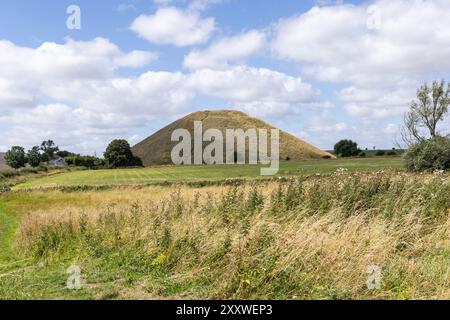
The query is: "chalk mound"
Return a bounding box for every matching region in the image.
[132,110,334,166]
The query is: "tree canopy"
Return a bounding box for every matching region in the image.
[402,80,449,145]
[104,139,142,168]
[5,146,26,169]
[27,146,42,167]
[334,140,360,157]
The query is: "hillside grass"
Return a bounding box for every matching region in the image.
[0,170,449,300]
[14,158,404,190]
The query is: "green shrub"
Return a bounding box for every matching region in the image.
[0,169,20,178]
[404,137,450,171]
[0,184,11,193]
[20,167,39,175]
[386,151,397,156]
[359,152,366,158]
[334,140,360,157]
[376,150,386,156]
[66,155,106,169]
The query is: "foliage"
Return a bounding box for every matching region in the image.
[376,150,386,156]
[27,146,42,167]
[5,146,26,169]
[404,136,450,171]
[334,140,360,157]
[65,155,106,169]
[4,172,449,300]
[402,80,449,145]
[0,169,20,179]
[56,150,77,158]
[104,139,143,168]
[40,140,59,160]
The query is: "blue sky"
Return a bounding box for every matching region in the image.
[0,0,449,154]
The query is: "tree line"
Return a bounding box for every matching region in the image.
[4,139,142,170]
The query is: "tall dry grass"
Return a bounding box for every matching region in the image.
[16,172,450,299]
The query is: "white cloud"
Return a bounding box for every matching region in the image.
[272,0,450,120]
[130,7,215,46]
[188,66,315,103]
[0,38,191,153]
[184,30,266,70]
[0,37,327,153]
[0,38,157,116]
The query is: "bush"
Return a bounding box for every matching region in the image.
[359,152,366,158]
[0,169,20,178]
[104,139,143,168]
[387,151,397,156]
[404,137,450,171]
[334,140,360,157]
[375,150,386,156]
[20,168,39,175]
[66,156,106,169]
[5,146,26,169]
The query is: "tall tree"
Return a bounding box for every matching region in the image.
[402,80,450,145]
[40,140,59,160]
[104,139,141,168]
[5,146,26,169]
[334,140,360,157]
[27,146,42,167]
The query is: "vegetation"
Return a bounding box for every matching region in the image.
[27,146,42,167]
[104,139,143,168]
[0,171,448,299]
[404,136,450,172]
[4,146,26,169]
[402,80,449,145]
[401,81,450,172]
[14,158,404,190]
[65,155,105,169]
[40,140,59,160]
[334,140,360,157]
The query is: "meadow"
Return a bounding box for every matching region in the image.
[14,158,403,190]
[1,158,449,300]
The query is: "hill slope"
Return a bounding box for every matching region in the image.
[132,110,334,166]
[0,153,10,169]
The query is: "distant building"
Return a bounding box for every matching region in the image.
[48,157,66,167]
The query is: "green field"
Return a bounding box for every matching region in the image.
[1,156,450,300]
[15,157,404,189]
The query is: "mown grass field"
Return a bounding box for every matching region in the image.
[1,157,449,300]
[14,158,404,190]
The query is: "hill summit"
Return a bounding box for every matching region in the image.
[132,110,334,166]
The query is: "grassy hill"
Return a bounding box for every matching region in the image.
[132,110,334,166]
